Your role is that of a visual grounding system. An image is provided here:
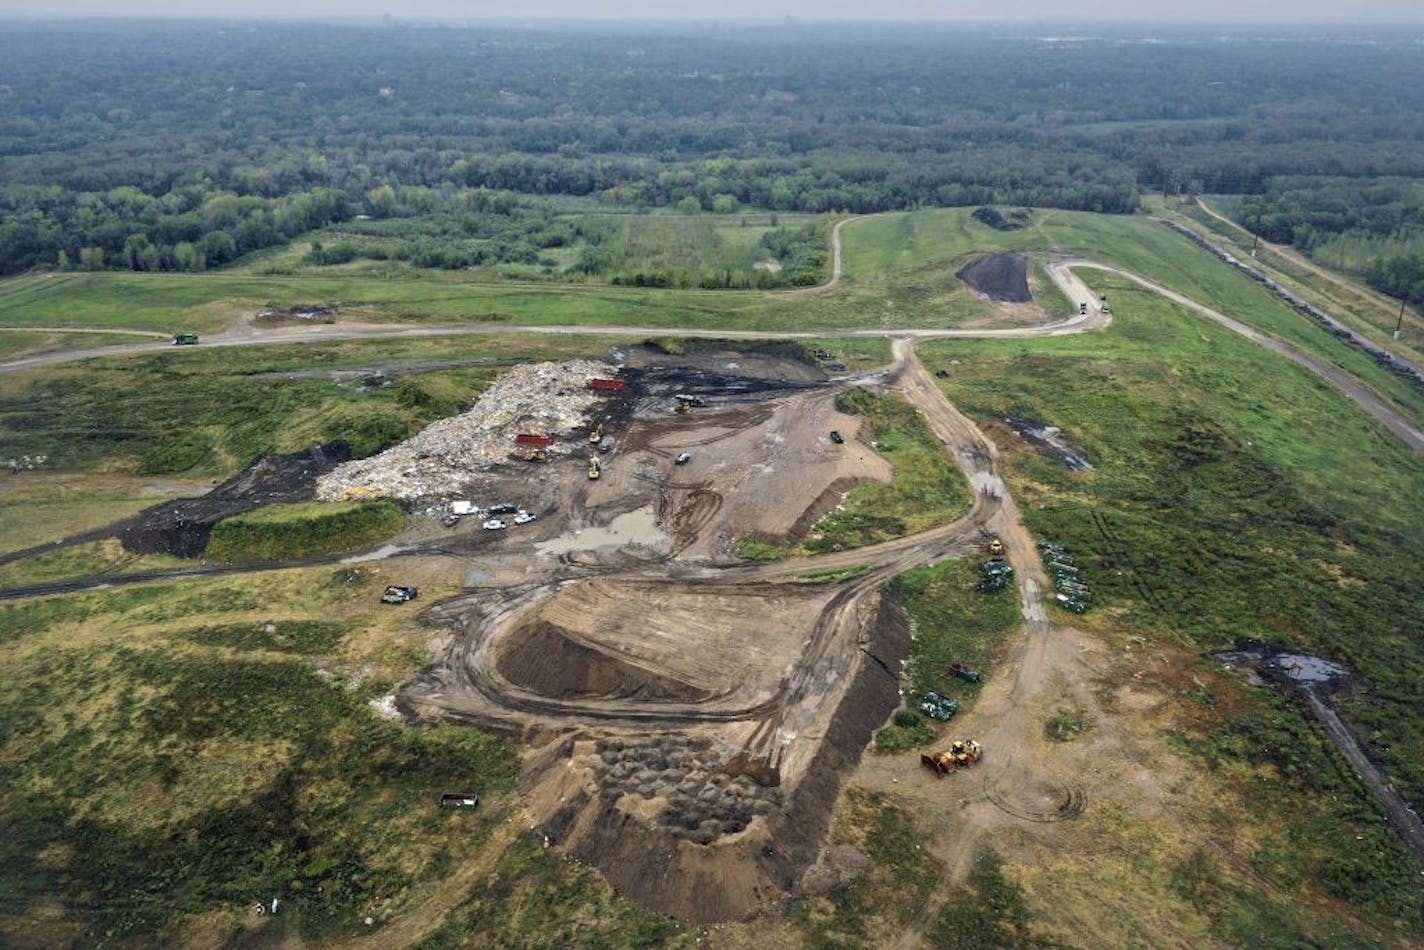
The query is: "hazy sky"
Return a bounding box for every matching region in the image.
[2,0,1421,22]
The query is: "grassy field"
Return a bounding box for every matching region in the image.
[920,273,1424,931]
[0,334,621,477]
[873,559,1022,753]
[6,208,1422,433]
[0,565,519,945]
[205,499,405,562]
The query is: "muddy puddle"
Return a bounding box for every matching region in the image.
[1212,640,1349,686]
[1006,411,1093,470]
[536,506,671,556]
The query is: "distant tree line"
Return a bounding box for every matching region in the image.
[2,21,1423,275]
[1237,177,1424,305]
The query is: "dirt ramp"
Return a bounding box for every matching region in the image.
[957,252,1032,303]
[498,621,711,703]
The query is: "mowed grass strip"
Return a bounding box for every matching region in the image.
[204,500,404,562]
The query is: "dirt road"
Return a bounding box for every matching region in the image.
[1301,685,1424,862]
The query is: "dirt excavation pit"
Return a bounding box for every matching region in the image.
[957,252,1033,303]
[494,579,837,708]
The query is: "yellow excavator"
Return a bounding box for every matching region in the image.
[920,739,983,778]
[588,457,601,480]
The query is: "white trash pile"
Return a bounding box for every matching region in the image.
[316,358,617,501]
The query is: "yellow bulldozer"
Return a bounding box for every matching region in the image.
[987,536,1004,557]
[920,739,983,778]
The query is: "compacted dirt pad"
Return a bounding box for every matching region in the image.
[957,252,1033,302]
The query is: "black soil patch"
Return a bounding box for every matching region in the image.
[498,620,712,703]
[971,206,1032,231]
[957,252,1032,303]
[622,340,827,384]
[117,442,352,558]
[1004,409,1093,471]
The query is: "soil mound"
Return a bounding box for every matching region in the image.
[498,620,712,703]
[118,442,351,558]
[956,252,1032,303]
[971,206,1033,231]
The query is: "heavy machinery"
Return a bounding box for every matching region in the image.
[987,536,1004,557]
[1100,294,1111,314]
[919,691,959,721]
[438,792,479,810]
[979,558,1014,592]
[588,457,601,480]
[829,430,845,444]
[381,585,419,604]
[1079,302,1088,315]
[589,423,604,445]
[675,452,692,465]
[518,447,550,463]
[920,740,983,778]
[172,332,199,345]
[948,662,983,684]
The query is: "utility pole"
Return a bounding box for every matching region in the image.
[1250,233,1258,259]
[1396,298,1407,340]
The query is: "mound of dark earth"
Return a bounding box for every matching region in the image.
[957,252,1032,303]
[497,620,712,703]
[118,442,352,558]
[971,206,1032,231]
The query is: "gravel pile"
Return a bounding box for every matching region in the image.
[591,735,775,846]
[317,359,617,501]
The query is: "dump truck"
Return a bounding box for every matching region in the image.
[172,332,199,345]
[1079,302,1088,315]
[515,433,555,447]
[381,586,419,604]
[1100,294,1111,314]
[920,740,983,778]
[438,793,479,810]
[919,691,959,721]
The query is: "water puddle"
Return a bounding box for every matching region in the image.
[1212,641,1348,685]
[535,506,670,556]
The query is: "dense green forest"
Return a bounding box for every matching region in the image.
[1232,178,1424,306]
[2,20,1424,277]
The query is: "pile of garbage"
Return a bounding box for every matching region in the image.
[317,359,618,502]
